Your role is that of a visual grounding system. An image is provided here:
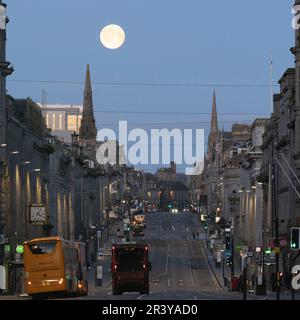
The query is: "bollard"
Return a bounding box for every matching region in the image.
[95,265,103,287]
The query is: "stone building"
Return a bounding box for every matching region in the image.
[40,104,82,143]
[259,66,300,286]
[0,0,14,268]
[156,161,177,182]
[145,170,190,212]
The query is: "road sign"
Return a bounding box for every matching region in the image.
[217,251,222,263]
[273,247,281,254]
[279,239,288,248]
[97,266,103,279]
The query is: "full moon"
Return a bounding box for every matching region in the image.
[100,24,125,50]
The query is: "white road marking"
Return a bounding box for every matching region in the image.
[172,225,175,231]
[107,291,112,295]
[186,227,189,231]
[164,244,170,275]
[137,294,145,300]
[186,246,195,287]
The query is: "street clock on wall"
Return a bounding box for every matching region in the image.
[30,205,46,225]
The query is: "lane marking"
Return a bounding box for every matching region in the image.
[186,246,195,287]
[164,244,170,275]
[137,294,146,300]
[172,225,175,231]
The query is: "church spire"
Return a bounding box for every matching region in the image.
[210,90,218,140]
[79,64,97,155]
[84,64,92,94]
[207,90,219,163]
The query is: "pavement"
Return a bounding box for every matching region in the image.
[201,235,300,300]
[88,218,124,296]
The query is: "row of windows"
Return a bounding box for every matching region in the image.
[147,183,157,190]
[45,114,82,133]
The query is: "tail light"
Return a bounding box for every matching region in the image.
[112,245,116,251]
[112,263,117,271]
[143,263,146,270]
[145,245,148,251]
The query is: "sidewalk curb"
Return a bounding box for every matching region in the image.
[201,241,225,292]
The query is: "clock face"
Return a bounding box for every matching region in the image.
[30,206,46,223]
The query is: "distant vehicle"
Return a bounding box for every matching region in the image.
[132,213,146,228]
[171,208,178,213]
[111,242,152,295]
[183,208,190,213]
[23,237,88,299]
[132,224,145,237]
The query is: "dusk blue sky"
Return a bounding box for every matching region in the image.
[5,1,296,172]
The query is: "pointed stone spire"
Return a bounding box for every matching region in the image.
[210,90,218,140]
[84,64,92,95]
[207,90,219,163]
[79,64,97,156]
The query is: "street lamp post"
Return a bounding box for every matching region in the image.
[272,161,280,300]
[243,258,247,300]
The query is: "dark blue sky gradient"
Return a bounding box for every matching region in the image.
[5,1,295,172]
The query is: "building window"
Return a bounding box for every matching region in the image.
[68,115,81,133]
[59,114,63,130]
[52,114,56,130]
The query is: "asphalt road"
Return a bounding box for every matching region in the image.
[2,212,298,300]
[81,212,234,300]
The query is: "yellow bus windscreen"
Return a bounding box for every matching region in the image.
[28,241,57,255]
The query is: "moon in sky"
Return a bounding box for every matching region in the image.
[100,24,126,50]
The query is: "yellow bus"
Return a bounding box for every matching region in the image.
[23,237,88,299]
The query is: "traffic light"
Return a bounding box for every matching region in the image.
[225,235,231,251]
[226,256,232,266]
[203,223,208,230]
[291,227,300,250]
